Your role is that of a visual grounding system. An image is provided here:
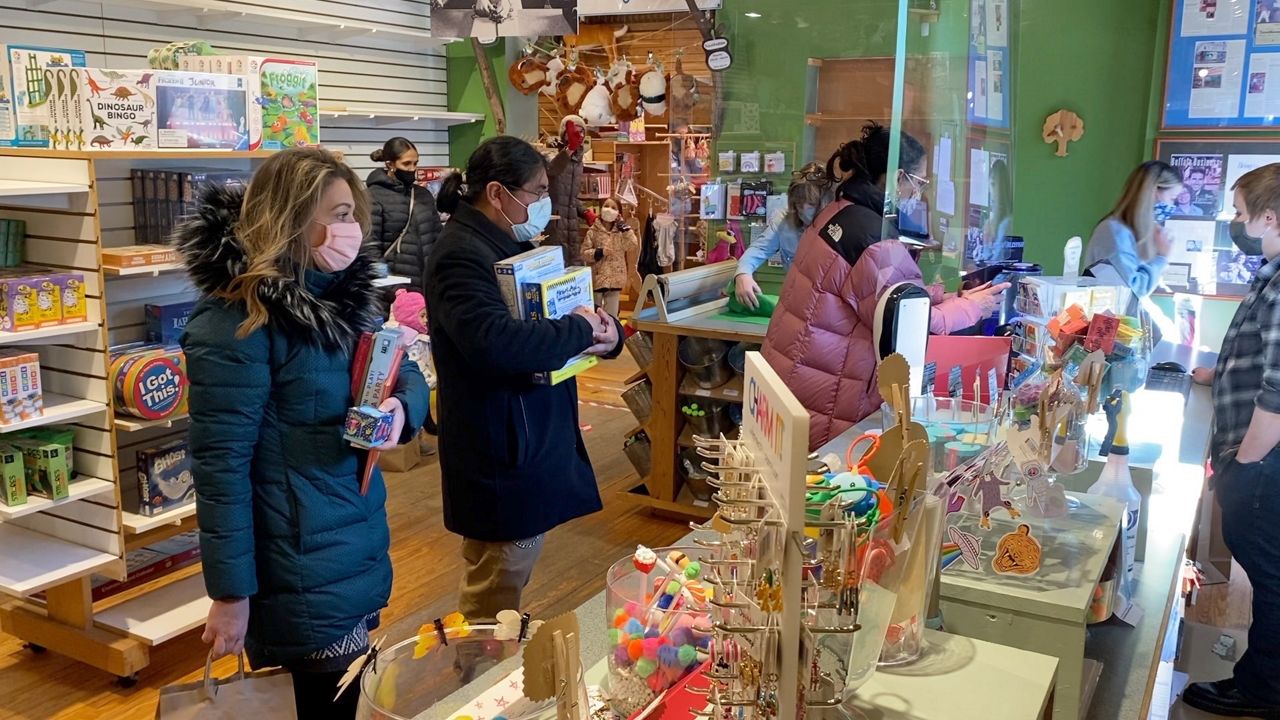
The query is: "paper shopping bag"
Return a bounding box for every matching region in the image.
[156,653,297,719]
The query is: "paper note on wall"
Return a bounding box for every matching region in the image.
[1225,153,1280,194]
[1179,0,1249,36]
[1189,39,1246,119]
[936,180,956,216]
[969,149,991,207]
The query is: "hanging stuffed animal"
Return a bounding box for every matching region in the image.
[540,55,565,98]
[555,63,595,117]
[610,70,642,123]
[669,57,699,123]
[580,78,616,127]
[605,58,631,89]
[639,64,668,118]
[508,53,551,96]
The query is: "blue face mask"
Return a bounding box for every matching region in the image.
[1154,201,1177,226]
[502,187,553,244]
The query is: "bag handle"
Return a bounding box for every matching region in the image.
[198,651,247,702]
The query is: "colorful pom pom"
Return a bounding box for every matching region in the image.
[657,645,680,667]
[642,637,661,660]
[636,658,656,679]
[614,645,633,667]
[608,628,621,645]
[678,644,697,666]
[669,627,692,647]
[624,601,643,617]
[613,609,629,628]
[657,594,674,610]
[666,580,682,595]
[683,561,701,579]
[628,639,644,662]
[645,628,660,639]
[624,619,644,636]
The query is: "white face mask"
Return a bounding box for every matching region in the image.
[601,207,619,223]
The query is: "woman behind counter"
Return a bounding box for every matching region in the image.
[425,136,624,622]
[732,163,831,309]
[1084,160,1183,299]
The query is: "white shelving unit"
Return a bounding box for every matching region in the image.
[0,321,101,346]
[0,524,119,597]
[114,414,189,433]
[95,572,211,646]
[0,395,108,435]
[0,479,115,522]
[121,504,197,535]
[102,264,184,277]
[321,105,485,126]
[0,179,91,211]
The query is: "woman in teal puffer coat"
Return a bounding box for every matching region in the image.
[177,146,428,719]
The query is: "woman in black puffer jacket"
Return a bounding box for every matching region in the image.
[366,137,443,292]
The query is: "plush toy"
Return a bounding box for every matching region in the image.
[555,64,595,117]
[611,70,643,123]
[508,54,551,96]
[669,58,699,122]
[541,55,565,97]
[581,79,617,127]
[639,67,668,117]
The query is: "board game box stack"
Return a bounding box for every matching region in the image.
[3,44,88,148]
[0,269,87,333]
[493,245,600,385]
[129,168,250,245]
[178,54,319,149]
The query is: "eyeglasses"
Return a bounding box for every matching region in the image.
[506,185,550,203]
[900,170,930,191]
[792,163,828,183]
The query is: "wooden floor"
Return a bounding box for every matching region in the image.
[0,356,687,720]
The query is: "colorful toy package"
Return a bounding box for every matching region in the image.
[4,45,87,147]
[0,445,25,507]
[0,349,42,425]
[154,71,250,150]
[135,437,194,517]
[80,69,157,151]
[109,343,188,421]
[178,55,318,150]
[145,299,195,346]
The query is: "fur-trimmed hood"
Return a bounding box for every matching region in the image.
[174,183,383,351]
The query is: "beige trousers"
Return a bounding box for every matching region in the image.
[458,535,545,622]
[595,290,621,318]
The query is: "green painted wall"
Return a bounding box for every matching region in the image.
[1011,0,1164,273]
[447,40,506,166]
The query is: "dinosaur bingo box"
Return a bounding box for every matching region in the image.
[3,44,87,147]
[178,55,319,150]
[79,70,157,151]
[154,71,250,151]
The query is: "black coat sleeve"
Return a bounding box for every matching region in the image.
[415,189,443,291]
[431,244,595,377]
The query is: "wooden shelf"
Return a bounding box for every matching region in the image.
[0,321,100,346]
[321,106,484,126]
[0,478,114,521]
[95,572,210,646]
[0,148,273,161]
[626,367,650,385]
[679,374,745,402]
[114,414,189,432]
[121,504,196,535]
[620,480,715,521]
[103,263,183,277]
[0,524,119,597]
[0,396,107,435]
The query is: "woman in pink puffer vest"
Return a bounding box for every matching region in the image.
[762,124,1008,450]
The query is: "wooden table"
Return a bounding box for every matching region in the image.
[626,302,767,521]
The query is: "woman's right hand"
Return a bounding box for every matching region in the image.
[203,597,249,660]
[1154,225,1174,257]
[734,273,762,310]
[1192,367,1215,386]
[963,281,1011,316]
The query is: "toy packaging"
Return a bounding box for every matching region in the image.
[129,168,250,244]
[0,445,25,506]
[135,437,194,517]
[521,266,600,385]
[4,45,87,147]
[80,69,157,151]
[0,270,87,331]
[494,245,566,319]
[102,245,179,269]
[109,344,188,421]
[178,55,319,149]
[15,442,68,500]
[44,64,86,151]
[145,299,195,345]
[343,405,396,449]
[352,328,403,408]
[14,426,75,478]
[0,349,42,425]
[154,71,250,150]
[0,219,25,268]
[0,71,14,145]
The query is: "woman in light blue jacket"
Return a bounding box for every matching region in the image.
[733,164,831,309]
[1084,161,1183,299]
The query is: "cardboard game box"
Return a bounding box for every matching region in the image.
[4,45,87,147]
[0,445,25,507]
[0,349,43,425]
[135,437,194,517]
[178,55,319,149]
[102,245,179,269]
[80,69,157,151]
[154,71,250,150]
[494,245,566,320]
[521,266,599,385]
[145,299,195,346]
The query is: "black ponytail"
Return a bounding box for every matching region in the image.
[371,136,417,164]
[437,135,547,215]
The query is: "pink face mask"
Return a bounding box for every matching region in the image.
[311,221,363,272]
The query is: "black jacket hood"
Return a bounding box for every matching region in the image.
[366,167,406,192]
[174,182,382,352]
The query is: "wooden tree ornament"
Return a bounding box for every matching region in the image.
[1042,109,1084,157]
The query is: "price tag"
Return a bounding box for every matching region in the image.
[922,362,938,396]
[948,366,963,399]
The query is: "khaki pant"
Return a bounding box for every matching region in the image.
[458,535,544,622]
[595,290,621,317]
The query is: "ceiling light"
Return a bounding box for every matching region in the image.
[745,12,762,17]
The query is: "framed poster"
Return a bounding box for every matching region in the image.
[1154,137,1280,296]
[1162,0,1280,128]
[967,0,1011,129]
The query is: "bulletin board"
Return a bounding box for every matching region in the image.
[1163,0,1280,128]
[1154,137,1280,295]
[967,0,1011,129]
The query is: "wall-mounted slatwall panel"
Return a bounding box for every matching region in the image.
[0,0,452,175]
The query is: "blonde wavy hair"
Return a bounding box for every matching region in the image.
[223,146,370,339]
[1107,161,1182,261]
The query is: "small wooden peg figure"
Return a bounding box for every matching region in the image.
[1042,109,1084,157]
